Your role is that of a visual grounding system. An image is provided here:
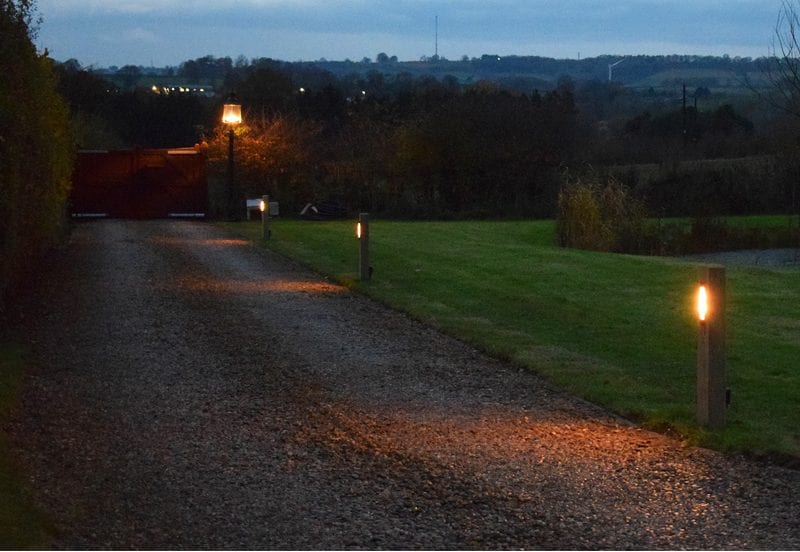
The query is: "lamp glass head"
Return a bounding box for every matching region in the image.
[222,94,242,125]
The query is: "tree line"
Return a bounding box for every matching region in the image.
[57,52,796,219]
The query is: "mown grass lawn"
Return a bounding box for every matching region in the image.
[226,218,800,459]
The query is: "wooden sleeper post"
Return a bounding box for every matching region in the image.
[261,194,270,240]
[358,213,370,281]
[696,265,727,429]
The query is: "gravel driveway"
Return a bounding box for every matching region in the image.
[4,219,800,549]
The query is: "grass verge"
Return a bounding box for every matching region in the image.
[0,343,51,549]
[225,218,800,460]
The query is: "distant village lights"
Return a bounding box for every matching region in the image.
[150,84,214,96]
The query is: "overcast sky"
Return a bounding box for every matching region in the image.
[34,0,784,68]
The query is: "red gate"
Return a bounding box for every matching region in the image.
[71,148,208,219]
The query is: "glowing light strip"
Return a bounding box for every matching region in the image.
[697,285,709,322]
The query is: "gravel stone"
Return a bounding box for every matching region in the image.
[3,219,800,549]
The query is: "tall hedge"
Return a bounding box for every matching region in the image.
[0,0,74,303]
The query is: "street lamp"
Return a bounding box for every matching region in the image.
[222,93,242,220]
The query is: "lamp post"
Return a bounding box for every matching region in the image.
[222,93,242,220]
[696,265,727,429]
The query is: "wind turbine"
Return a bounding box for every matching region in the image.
[608,57,626,82]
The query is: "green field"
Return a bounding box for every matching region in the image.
[227,218,800,460]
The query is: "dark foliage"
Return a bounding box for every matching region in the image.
[0,0,74,303]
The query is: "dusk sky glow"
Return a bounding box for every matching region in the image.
[34,1,784,68]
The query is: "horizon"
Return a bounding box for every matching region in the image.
[55,51,776,71]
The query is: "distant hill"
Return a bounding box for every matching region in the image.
[304,54,772,94]
[88,53,775,98]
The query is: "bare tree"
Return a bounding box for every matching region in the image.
[765,2,800,248]
[766,1,800,118]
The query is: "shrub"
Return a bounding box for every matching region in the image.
[556,173,647,252]
[205,113,323,217]
[556,180,610,250]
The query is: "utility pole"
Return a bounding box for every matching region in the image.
[682,83,688,150]
[435,15,439,59]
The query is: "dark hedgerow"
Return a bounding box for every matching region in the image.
[556,170,800,256]
[0,0,74,304]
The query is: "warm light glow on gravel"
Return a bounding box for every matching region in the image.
[151,237,250,247]
[174,275,345,295]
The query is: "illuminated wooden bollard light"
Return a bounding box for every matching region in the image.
[357,212,371,281]
[260,194,270,240]
[696,265,727,429]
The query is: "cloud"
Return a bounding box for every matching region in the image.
[37,0,326,16]
[37,0,158,15]
[116,27,160,43]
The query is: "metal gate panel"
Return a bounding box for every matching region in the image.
[71,148,207,219]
